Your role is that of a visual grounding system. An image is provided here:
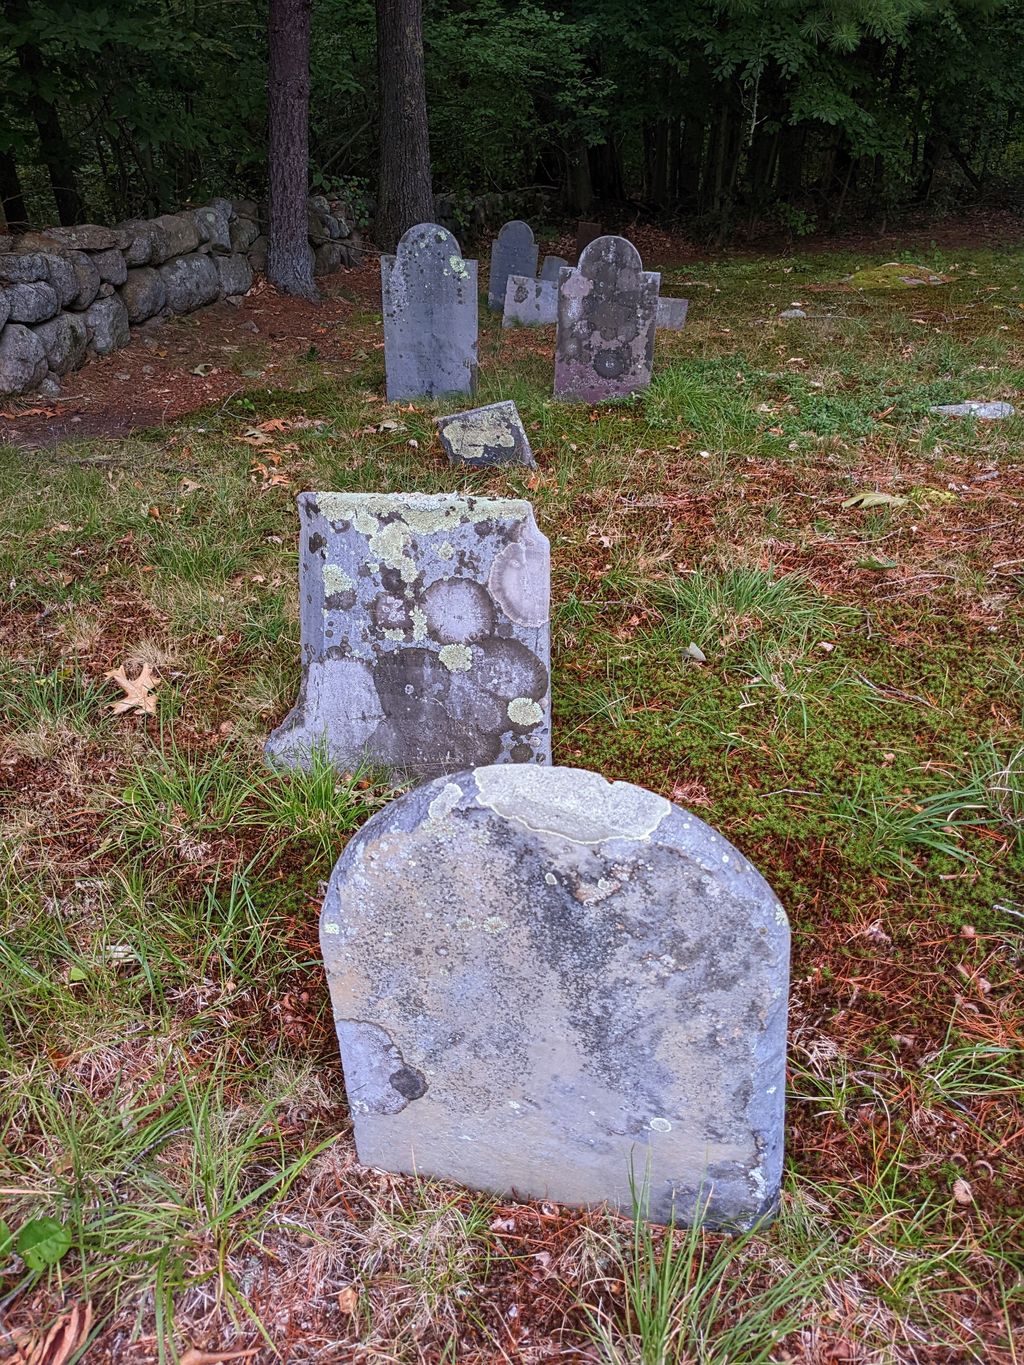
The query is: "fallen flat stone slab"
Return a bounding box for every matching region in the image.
[266,492,551,780]
[321,764,789,1228]
[930,401,1015,420]
[435,400,535,468]
[657,297,689,330]
[502,275,557,327]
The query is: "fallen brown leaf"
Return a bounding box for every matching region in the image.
[179,1348,259,1365]
[105,662,159,716]
[337,1285,359,1314]
[6,1301,93,1365]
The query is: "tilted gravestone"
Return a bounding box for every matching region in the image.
[321,764,789,1228]
[502,275,558,328]
[657,297,689,331]
[540,255,569,282]
[381,224,477,401]
[266,493,550,780]
[488,221,539,312]
[554,236,661,402]
[435,400,535,468]
[575,220,602,259]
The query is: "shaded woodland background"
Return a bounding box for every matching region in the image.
[2,0,1024,241]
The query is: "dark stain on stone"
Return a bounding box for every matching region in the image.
[308,532,326,553]
[389,1064,428,1101]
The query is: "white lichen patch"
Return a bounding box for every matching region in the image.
[438,541,455,560]
[474,765,671,846]
[323,564,354,595]
[310,491,529,538]
[427,781,463,825]
[368,520,418,584]
[410,605,428,642]
[439,643,473,672]
[448,254,470,280]
[444,409,517,463]
[507,697,543,726]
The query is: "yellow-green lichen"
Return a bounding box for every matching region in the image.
[439,643,473,672]
[438,541,455,560]
[446,410,516,464]
[410,605,428,641]
[323,564,354,595]
[507,697,544,726]
[312,492,529,537]
[449,254,470,280]
[368,520,417,583]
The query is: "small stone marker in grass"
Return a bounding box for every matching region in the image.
[930,400,1015,420]
[488,221,538,312]
[266,492,550,780]
[554,236,661,402]
[435,400,535,468]
[657,297,689,330]
[321,764,789,1228]
[502,275,558,327]
[381,224,477,401]
[540,255,568,282]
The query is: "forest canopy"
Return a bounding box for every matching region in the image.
[2,0,1023,237]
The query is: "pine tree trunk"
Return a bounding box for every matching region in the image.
[0,149,27,229]
[267,0,317,298]
[375,0,433,253]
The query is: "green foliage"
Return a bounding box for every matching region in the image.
[16,1215,72,1271]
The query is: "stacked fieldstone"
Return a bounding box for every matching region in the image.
[0,194,364,396]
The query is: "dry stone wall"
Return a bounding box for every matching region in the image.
[0,194,364,396]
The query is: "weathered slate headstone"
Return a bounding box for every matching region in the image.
[435,400,535,468]
[488,221,539,312]
[266,493,550,779]
[502,275,558,327]
[657,297,689,331]
[540,255,568,282]
[382,224,478,401]
[321,764,789,1228]
[554,236,660,402]
[575,220,602,259]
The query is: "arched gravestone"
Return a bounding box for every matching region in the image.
[554,236,661,402]
[266,493,551,780]
[487,220,539,312]
[381,224,477,401]
[321,765,789,1229]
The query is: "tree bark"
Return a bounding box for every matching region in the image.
[0,148,28,229]
[267,0,317,298]
[375,0,433,253]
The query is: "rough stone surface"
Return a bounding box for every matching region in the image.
[0,292,9,331]
[122,221,158,266]
[266,492,550,780]
[84,294,130,354]
[554,237,660,402]
[158,252,220,312]
[488,220,539,312]
[435,400,535,468]
[92,248,126,287]
[68,251,101,310]
[575,220,602,258]
[32,311,88,374]
[194,204,231,253]
[120,267,168,323]
[381,224,478,402]
[5,281,59,323]
[229,216,261,253]
[321,764,789,1228]
[502,275,557,327]
[42,254,78,308]
[657,297,689,330]
[38,224,129,252]
[150,212,202,264]
[215,252,253,297]
[248,235,268,272]
[0,322,48,393]
[930,400,1015,420]
[314,241,346,276]
[0,252,52,284]
[779,308,807,319]
[540,255,568,282]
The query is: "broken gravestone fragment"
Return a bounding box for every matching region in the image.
[657,297,689,330]
[435,400,535,468]
[381,224,478,401]
[266,492,550,780]
[502,275,558,327]
[929,400,1015,420]
[487,221,539,312]
[321,764,789,1229]
[554,236,661,402]
[540,255,568,282]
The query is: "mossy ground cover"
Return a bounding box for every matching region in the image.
[1,244,1022,1362]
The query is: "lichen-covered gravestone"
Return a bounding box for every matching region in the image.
[554,237,661,402]
[266,493,550,779]
[381,224,477,401]
[487,221,539,312]
[321,765,789,1228]
[435,400,535,468]
[502,275,558,327]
